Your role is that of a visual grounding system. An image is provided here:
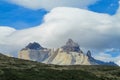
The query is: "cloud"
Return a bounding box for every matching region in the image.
[0,5,120,64]
[0,27,17,56]
[93,52,120,66]
[0,27,16,44]
[6,0,98,10]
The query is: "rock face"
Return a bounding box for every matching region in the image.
[43,48,90,65]
[18,39,117,66]
[22,42,44,50]
[62,39,80,52]
[19,42,49,62]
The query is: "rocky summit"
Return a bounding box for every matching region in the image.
[18,39,117,66]
[22,42,44,50]
[62,39,81,52]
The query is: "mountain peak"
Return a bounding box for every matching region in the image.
[19,39,118,66]
[23,42,44,50]
[87,50,92,58]
[66,39,74,44]
[62,39,80,52]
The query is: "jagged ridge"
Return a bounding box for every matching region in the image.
[18,39,117,66]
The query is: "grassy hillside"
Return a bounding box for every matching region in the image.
[0,53,120,80]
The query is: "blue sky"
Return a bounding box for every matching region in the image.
[88,0,119,15]
[0,0,119,29]
[0,0,47,29]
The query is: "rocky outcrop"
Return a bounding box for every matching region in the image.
[18,39,117,66]
[18,42,50,62]
[62,39,81,52]
[43,48,90,65]
[22,42,44,50]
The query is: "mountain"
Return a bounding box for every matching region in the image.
[23,42,45,50]
[19,42,50,62]
[0,53,120,80]
[18,39,117,66]
[61,39,81,52]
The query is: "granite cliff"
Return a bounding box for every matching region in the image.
[18,39,117,66]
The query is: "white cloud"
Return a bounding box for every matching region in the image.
[0,27,16,37]
[0,27,17,56]
[0,27,16,44]
[6,0,98,10]
[93,52,120,66]
[0,5,120,65]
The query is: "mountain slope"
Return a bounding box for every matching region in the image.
[0,53,120,80]
[18,39,117,66]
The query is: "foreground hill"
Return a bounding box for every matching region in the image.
[19,39,117,66]
[0,53,120,80]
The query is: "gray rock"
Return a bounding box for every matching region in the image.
[23,42,44,50]
[62,39,80,52]
[87,50,92,58]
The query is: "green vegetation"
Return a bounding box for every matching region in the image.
[0,53,120,80]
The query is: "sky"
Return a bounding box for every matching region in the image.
[0,0,120,65]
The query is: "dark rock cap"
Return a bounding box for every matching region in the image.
[62,39,80,52]
[87,50,92,58]
[23,42,44,50]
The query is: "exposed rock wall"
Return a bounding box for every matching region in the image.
[18,39,117,66]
